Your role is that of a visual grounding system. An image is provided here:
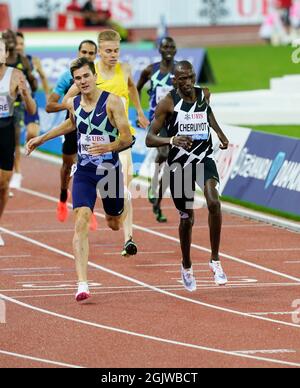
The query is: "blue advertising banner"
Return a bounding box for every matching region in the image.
[223,132,300,216]
[29,47,208,86]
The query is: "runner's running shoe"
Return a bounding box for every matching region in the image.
[57,191,70,222]
[121,238,138,257]
[0,234,4,247]
[9,173,22,189]
[148,187,156,204]
[153,205,167,223]
[89,213,98,232]
[209,260,228,286]
[75,282,90,302]
[181,265,197,292]
[57,201,69,222]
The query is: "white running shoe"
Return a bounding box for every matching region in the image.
[9,191,14,198]
[209,260,228,286]
[9,173,23,189]
[0,234,5,247]
[181,265,197,292]
[75,282,90,302]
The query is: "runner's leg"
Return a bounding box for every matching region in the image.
[73,207,92,283]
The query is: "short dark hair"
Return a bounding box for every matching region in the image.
[16,32,25,39]
[70,57,96,77]
[159,37,176,48]
[78,40,97,52]
[174,61,193,73]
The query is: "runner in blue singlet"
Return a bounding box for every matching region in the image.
[26,58,132,302]
[137,37,177,223]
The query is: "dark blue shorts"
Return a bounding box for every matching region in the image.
[24,109,40,126]
[72,163,124,216]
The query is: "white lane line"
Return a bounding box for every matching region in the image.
[0,267,60,271]
[166,270,210,273]
[0,349,84,368]
[104,251,175,256]
[16,280,80,284]
[248,248,300,252]
[4,281,300,295]
[18,187,300,284]
[8,282,300,299]
[13,274,64,278]
[251,312,294,316]
[234,349,296,355]
[1,226,300,329]
[137,263,208,267]
[1,293,300,368]
[285,261,300,264]
[0,255,31,259]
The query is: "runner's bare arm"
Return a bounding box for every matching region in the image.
[136,64,152,97]
[62,84,80,105]
[88,95,132,156]
[26,98,75,155]
[203,88,211,105]
[15,71,36,116]
[46,93,69,113]
[125,64,150,129]
[207,108,229,150]
[26,118,75,156]
[22,55,38,93]
[146,95,193,150]
[33,57,50,96]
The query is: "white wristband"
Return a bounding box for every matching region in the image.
[170,136,175,146]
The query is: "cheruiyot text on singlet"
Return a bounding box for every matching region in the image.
[166,87,214,168]
[74,91,119,170]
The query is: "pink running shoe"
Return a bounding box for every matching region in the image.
[57,191,71,223]
[89,213,98,232]
[75,282,90,302]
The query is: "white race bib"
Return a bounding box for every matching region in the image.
[156,86,173,104]
[0,96,9,118]
[178,111,209,141]
[80,133,112,159]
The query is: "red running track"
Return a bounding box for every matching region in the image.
[0,156,300,368]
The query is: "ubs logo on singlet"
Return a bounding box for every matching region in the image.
[80,133,111,156]
[184,113,206,121]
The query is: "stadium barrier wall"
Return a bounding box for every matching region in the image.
[223,131,300,217]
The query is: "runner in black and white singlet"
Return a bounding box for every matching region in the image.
[146,61,229,292]
[0,38,36,247]
[27,58,132,302]
[137,37,177,223]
